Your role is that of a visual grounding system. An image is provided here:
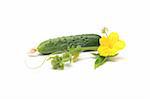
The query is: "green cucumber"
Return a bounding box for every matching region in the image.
[37,34,101,55]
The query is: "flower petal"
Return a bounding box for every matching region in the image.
[98,46,117,57]
[99,36,109,46]
[98,31,125,57]
[114,40,126,50]
[108,32,119,44]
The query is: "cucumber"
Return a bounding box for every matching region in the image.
[37,34,101,55]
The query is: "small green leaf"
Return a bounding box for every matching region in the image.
[48,46,81,70]
[69,45,81,55]
[68,45,81,62]
[94,56,107,69]
[59,62,64,70]
[51,55,64,70]
[72,52,79,62]
[91,53,99,57]
[62,52,71,62]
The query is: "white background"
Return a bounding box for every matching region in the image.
[0,0,150,98]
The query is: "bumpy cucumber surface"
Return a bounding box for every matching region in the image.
[37,34,101,55]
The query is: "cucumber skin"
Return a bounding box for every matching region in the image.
[37,34,101,55]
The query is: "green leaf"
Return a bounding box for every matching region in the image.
[51,55,64,70]
[91,53,99,57]
[62,52,71,62]
[68,45,81,62]
[59,62,64,70]
[48,46,82,70]
[69,45,81,55]
[72,52,79,62]
[94,55,107,69]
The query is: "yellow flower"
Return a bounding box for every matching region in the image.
[98,32,125,57]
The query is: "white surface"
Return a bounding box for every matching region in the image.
[0,0,150,98]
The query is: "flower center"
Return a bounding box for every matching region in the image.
[108,41,113,49]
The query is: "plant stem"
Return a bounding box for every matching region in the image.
[81,46,98,51]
